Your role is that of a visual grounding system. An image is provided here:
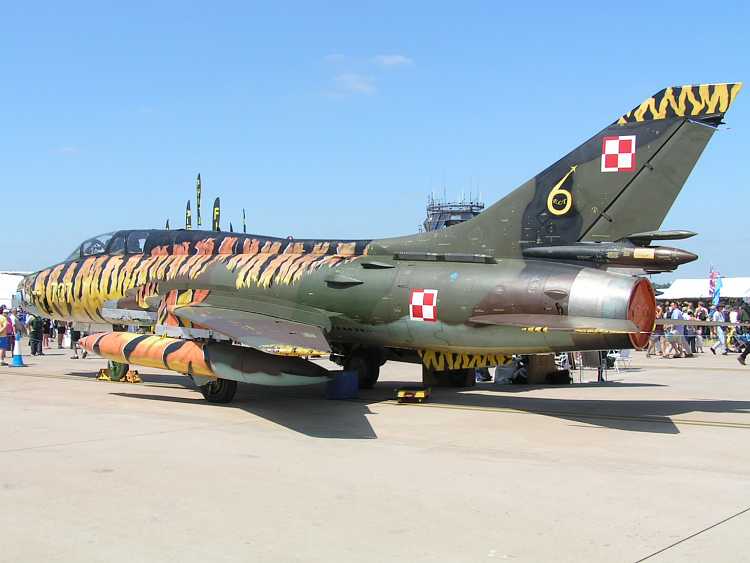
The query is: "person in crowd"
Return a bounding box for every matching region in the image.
[28,314,44,356]
[659,304,676,358]
[683,307,698,354]
[69,322,87,359]
[666,302,689,358]
[54,320,65,348]
[729,305,739,324]
[4,308,16,358]
[710,304,728,355]
[695,301,709,338]
[5,308,16,358]
[647,329,661,357]
[42,318,51,349]
[740,302,750,333]
[647,305,663,357]
[10,308,24,347]
[0,309,8,366]
[694,312,705,353]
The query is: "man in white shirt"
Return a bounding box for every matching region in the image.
[710,304,727,355]
[668,303,689,357]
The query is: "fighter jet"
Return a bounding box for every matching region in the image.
[15,82,742,403]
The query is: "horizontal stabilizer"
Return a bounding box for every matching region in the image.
[468,314,642,334]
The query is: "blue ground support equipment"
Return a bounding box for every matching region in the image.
[325,370,358,399]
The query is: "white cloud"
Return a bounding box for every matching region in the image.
[372,54,414,67]
[334,73,376,95]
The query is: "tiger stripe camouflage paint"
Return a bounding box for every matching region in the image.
[157,289,211,327]
[81,331,331,384]
[22,235,366,323]
[85,332,214,377]
[617,83,742,124]
[418,350,513,371]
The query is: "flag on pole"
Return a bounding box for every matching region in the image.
[212,197,221,231]
[186,200,192,230]
[709,267,722,306]
[713,276,723,307]
[196,174,202,228]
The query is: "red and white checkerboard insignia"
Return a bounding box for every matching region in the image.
[409,289,438,322]
[601,135,636,172]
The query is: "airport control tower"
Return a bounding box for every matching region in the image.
[421,194,485,232]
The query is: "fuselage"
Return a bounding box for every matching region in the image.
[19,229,655,356]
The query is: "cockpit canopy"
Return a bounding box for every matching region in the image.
[65,231,150,261]
[62,229,371,262]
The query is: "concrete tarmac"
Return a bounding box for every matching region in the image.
[1,344,750,562]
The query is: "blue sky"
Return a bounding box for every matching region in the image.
[2,1,748,281]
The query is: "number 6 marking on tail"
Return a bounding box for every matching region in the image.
[547,165,577,216]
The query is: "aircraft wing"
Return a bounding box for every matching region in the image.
[171,304,332,353]
[468,314,643,333]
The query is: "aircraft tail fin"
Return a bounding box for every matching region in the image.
[369,83,742,258]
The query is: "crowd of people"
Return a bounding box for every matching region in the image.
[647,300,750,365]
[0,306,85,366]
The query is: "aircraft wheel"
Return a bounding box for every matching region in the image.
[199,378,238,403]
[108,361,129,382]
[446,368,476,387]
[345,353,380,389]
[423,366,476,387]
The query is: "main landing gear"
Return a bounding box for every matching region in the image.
[343,349,383,389]
[422,365,476,388]
[199,378,238,403]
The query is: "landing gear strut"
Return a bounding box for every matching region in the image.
[344,349,382,389]
[108,361,129,381]
[199,378,238,403]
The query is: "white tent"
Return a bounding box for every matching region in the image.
[0,273,25,309]
[658,277,750,301]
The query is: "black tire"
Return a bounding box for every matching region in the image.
[447,368,476,387]
[345,353,380,389]
[199,378,238,403]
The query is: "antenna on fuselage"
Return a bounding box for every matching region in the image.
[185,200,192,230]
[212,197,220,231]
[196,173,202,228]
